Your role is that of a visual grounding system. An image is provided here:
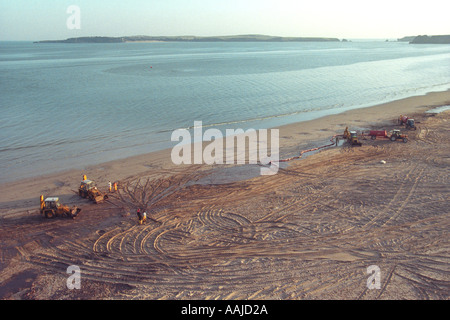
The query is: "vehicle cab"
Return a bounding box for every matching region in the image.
[44,197,61,209]
[80,179,96,191]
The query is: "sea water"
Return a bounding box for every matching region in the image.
[0,41,449,183]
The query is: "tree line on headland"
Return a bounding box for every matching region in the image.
[34,35,341,43]
[34,34,450,44]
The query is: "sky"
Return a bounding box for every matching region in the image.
[0,0,449,41]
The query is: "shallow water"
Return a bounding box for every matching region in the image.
[426,105,450,113]
[0,41,449,182]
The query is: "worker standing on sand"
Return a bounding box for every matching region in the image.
[137,208,143,225]
[113,182,118,192]
[108,181,112,192]
[143,211,147,224]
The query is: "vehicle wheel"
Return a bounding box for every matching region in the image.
[45,210,54,219]
[371,135,376,140]
[403,138,408,143]
[390,136,396,141]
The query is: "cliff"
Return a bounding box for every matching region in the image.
[409,35,450,44]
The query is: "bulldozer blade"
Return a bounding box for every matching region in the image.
[70,207,81,217]
[94,195,107,204]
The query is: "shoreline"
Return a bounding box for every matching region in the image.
[1,89,449,214]
[1,90,448,299]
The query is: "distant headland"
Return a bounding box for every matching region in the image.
[398,34,450,44]
[34,34,341,44]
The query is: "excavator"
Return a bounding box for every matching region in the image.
[40,195,81,219]
[343,127,362,146]
[78,176,109,204]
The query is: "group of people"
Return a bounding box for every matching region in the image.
[136,208,147,225]
[108,181,118,192]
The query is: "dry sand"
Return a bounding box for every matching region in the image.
[0,90,449,300]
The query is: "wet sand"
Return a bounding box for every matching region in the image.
[0,89,449,300]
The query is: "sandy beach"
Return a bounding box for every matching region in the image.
[0,89,449,300]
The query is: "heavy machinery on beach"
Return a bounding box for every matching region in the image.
[369,130,388,140]
[389,129,409,142]
[78,177,109,204]
[40,195,81,219]
[405,119,417,130]
[398,115,417,130]
[343,127,362,146]
[369,129,408,143]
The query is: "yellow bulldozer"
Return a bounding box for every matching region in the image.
[343,127,362,146]
[40,195,81,219]
[78,176,108,204]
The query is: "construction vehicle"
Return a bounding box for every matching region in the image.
[78,178,108,204]
[369,129,408,143]
[405,119,417,130]
[398,115,408,125]
[40,195,81,219]
[343,127,362,146]
[369,130,388,140]
[389,129,408,143]
[398,115,417,130]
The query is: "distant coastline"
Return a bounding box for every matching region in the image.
[34,34,341,44]
[33,34,450,44]
[398,34,450,44]
[409,35,450,44]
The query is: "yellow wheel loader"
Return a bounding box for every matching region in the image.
[40,195,81,219]
[78,178,108,204]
